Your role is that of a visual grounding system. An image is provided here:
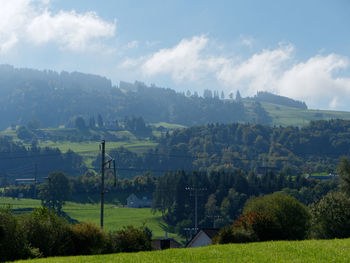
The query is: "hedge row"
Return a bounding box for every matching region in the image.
[0,207,151,262]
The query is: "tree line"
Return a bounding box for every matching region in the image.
[0,65,276,129]
[88,119,350,176]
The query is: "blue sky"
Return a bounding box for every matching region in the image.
[1,0,350,110]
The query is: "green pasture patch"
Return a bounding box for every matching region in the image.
[39,140,157,155]
[151,122,186,129]
[63,202,175,239]
[261,102,350,127]
[0,197,41,210]
[0,197,177,240]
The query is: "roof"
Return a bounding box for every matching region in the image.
[201,228,219,239]
[186,228,219,248]
[151,239,182,250]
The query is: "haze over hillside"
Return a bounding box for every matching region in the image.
[1,65,350,130]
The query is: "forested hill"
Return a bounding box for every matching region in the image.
[135,119,350,174]
[1,65,350,129]
[0,65,248,129]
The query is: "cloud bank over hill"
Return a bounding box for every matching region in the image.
[0,1,349,111]
[121,35,350,110]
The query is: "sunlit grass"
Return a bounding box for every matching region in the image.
[0,197,177,240]
[15,238,350,263]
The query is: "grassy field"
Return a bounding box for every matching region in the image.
[15,238,350,263]
[39,139,157,169]
[0,197,177,240]
[260,101,350,127]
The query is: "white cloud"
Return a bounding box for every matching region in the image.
[125,40,139,49]
[278,54,350,109]
[141,35,228,82]
[240,35,254,47]
[217,45,294,95]
[0,0,116,52]
[218,48,350,109]
[146,40,161,48]
[123,35,350,110]
[119,56,147,69]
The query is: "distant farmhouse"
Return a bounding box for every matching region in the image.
[127,193,152,208]
[151,239,182,250]
[186,228,219,248]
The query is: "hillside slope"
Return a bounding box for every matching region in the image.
[2,65,350,129]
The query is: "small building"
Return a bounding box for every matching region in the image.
[127,193,152,208]
[186,228,219,248]
[151,239,182,250]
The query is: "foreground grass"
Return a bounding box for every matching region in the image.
[16,238,350,263]
[0,197,177,240]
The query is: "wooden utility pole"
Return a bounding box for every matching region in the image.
[100,140,105,229]
[34,163,37,199]
[185,187,206,233]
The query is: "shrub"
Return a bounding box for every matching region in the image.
[0,207,32,262]
[22,207,74,257]
[109,225,152,253]
[310,191,350,239]
[212,225,257,244]
[243,193,311,240]
[72,222,109,255]
[234,212,279,241]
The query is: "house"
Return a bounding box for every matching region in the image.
[151,239,182,250]
[186,228,219,248]
[126,193,152,208]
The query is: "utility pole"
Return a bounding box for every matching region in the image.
[100,140,105,229]
[185,187,206,233]
[34,163,37,199]
[207,215,222,228]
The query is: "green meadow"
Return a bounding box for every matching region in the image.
[39,139,157,168]
[260,101,350,127]
[15,238,350,263]
[0,197,177,240]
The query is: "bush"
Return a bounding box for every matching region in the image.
[310,192,350,239]
[243,193,311,240]
[0,207,33,262]
[22,207,74,257]
[234,211,279,241]
[72,222,109,255]
[212,225,257,244]
[109,225,152,253]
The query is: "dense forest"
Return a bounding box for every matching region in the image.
[0,65,311,129]
[152,170,337,235]
[94,119,350,176]
[1,119,350,183]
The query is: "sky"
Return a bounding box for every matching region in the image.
[1,0,350,110]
